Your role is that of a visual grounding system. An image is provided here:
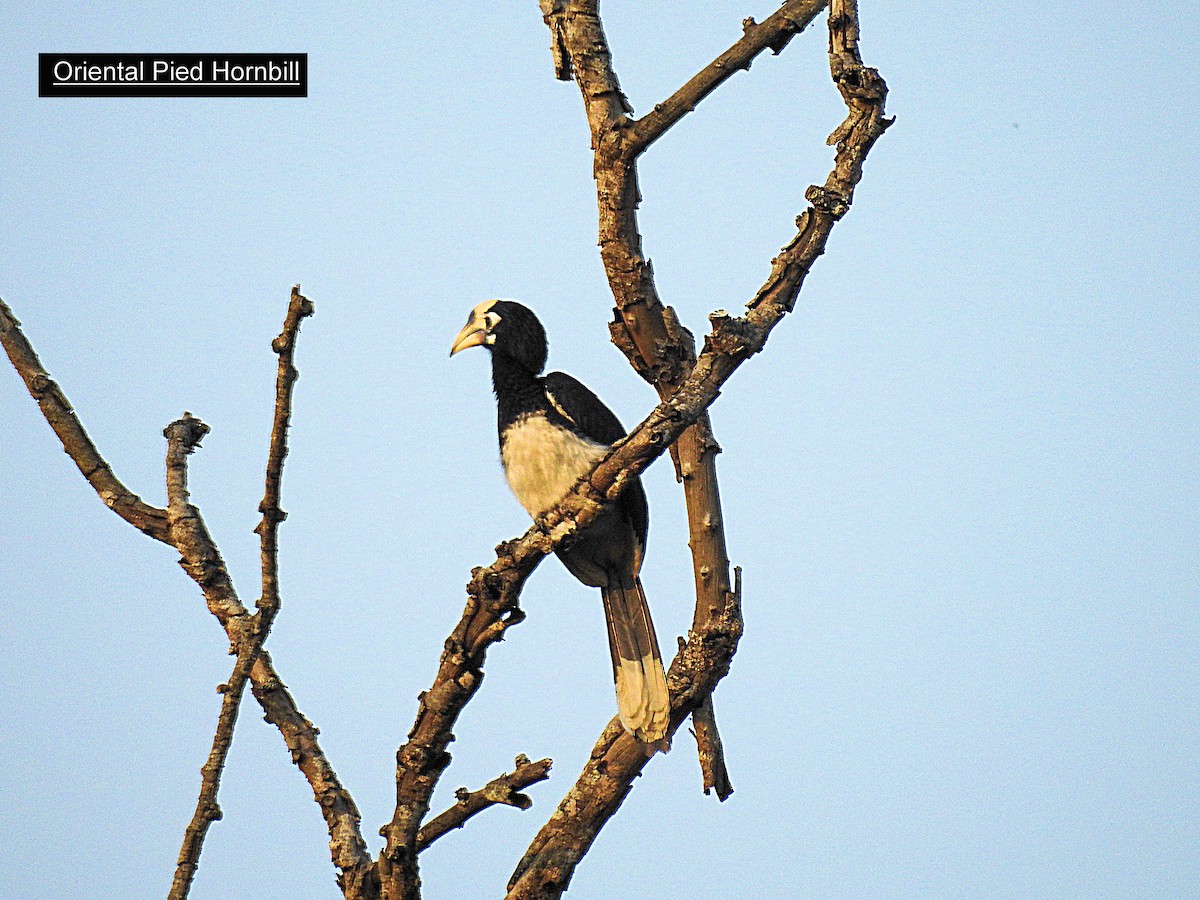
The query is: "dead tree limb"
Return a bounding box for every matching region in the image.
[627,1,829,156]
[543,0,831,803]
[168,286,315,899]
[416,756,554,853]
[508,0,891,894]
[1,289,377,899]
[0,299,169,541]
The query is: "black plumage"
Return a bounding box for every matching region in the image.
[451,300,669,746]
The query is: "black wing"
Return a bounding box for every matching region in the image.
[543,370,648,558]
[542,371,628,444]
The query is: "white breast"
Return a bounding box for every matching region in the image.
[501,414,607,517]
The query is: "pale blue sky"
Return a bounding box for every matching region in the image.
[2,3,1197,898]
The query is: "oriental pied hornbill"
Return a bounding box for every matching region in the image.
[451,300,670,746]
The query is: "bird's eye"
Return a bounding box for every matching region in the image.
[485,312,501,329]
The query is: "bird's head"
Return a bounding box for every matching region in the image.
[450,299,548,374]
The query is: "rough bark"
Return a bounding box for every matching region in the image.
[507,0,890,894]
[0,298,170,541]
[169,286,319,899]
[155,293,378,899]
[545,0,830,803]
[416,756,554,852]
[2,289,377,898]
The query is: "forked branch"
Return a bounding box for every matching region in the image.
[2,289,375,899]
[550,0,830,805]
[169,286,317,899]
[507,0,890,894]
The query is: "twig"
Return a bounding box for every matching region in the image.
[416,756,553,853]
[161,412,259,896]
[255,284,313,620]
[0,298,170,542]
[168,286,316,899]
[168,667,247,898]
[627,1,829,156]
[508,0,890,894]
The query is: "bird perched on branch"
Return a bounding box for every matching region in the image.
[451,300,670,747]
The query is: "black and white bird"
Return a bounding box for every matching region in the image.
[451,300,670,746]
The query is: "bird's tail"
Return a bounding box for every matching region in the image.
[601,574,670,747]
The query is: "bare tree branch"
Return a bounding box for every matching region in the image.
[169,286,315,900]
[163,412,249,631]
[250,651,379,899]
[627,1,829,156]
[416,756,554,853]
[162,417,377,895]
[0,298,170,542]
[157,296,377,899]
[549,0,829,803]
[508,0,891,893]
[378,557,537,898]
[169,666,249,899]
[508,566,743,899]
[543,4,741,801]
[2,289,376,898]
[255,284,313,620]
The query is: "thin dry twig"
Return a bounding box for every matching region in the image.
[255,284,313,621]
[627,1,829,156]
[168,285,316,900]
[416,756,553,853]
